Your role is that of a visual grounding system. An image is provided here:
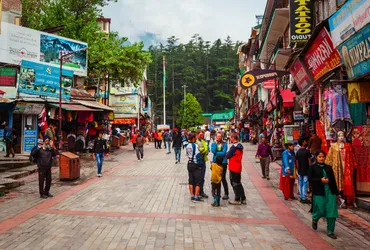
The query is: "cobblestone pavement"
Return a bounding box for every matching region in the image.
[0,143,369,250]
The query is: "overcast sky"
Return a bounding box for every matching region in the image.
[103,0,267,45]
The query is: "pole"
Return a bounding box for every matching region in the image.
[182,84,187,114]
[59,51,63,151]
[137,87,140,130]
[172,56,175,128]
[163,56,166,125]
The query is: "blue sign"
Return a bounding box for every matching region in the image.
[18,60,74,99]
[338,24,370,80]
[24,137,36,152]
[0,129,3,137]
[24,130,37,137]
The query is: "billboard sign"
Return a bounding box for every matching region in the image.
[18,60,74,99]
[290,0,315,44]
[329,0,370,47]
[111,94,138,115]
[0,68,17,86]
[239,70,289,89]
[0,22,88,76]
[290,57,313,93]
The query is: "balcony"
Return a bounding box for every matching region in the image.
[270,36,291,70]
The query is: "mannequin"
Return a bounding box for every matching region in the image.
[325,131,356,206]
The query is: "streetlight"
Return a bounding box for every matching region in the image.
[59,47,87,151]
[137,86,142,130]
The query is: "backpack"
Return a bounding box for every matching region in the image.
[191,143,204,167]
[29,146,38,164]
[164,132,171,141]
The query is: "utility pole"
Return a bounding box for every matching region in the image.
[172,56,175,128]
[163,56,166,125]
[182,84,187,113]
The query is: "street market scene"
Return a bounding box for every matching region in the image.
[1,0,370,249]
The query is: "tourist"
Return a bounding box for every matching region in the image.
[296,138,311,203]
[210,155,223,207]
[256,136,273,180]
[135,130,145,161]
[281,143,295,200]
[92,131,109,177]
[186,132,203,202]
[157,130,163,149]
[172,128,182,163]
[204,129,211,146]
[196,130,209,198]
[2,121,15,158]
[153,130,159,149]
[163,129,172,154]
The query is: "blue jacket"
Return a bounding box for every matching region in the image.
[210,141,228,164]
[282,149,295,176]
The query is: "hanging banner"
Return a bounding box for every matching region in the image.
[303,28,342,81]
[338,24,370,80]
[290,0,314,44]
[329,0,370,47]
[290,57,313,93]
[239,70,289,89]
[263,80,276,89]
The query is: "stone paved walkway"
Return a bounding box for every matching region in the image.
[0,143,369,250]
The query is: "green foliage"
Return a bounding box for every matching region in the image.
[177,93,204,129]
[21,0,151,85]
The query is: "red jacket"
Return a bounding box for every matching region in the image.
[226,143,244,173]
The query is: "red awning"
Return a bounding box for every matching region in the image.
[280,89,296,107]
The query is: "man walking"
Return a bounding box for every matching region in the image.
[204,129,211,146]
[135,130,145,161]
[31,137,57,199]
[256,137,273,180]
[210,132,229,200]
[196,130,209,198]
[172,128,182,164]
[92,131,109,177]
[296,138,311,203]
[2,121,15,158]
[164,129,172,154]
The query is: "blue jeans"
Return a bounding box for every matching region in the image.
[299,175,308,200]
[95,153,104,174]
[174,147,181,161]
[166,141,171,153]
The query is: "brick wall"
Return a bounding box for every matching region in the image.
[2,0,22,12]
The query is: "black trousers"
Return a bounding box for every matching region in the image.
[230,171,245,201]
[38,168,52,196]
[154,139,158,148]
[158,140,162,149]
[211,182,221,197]
[5,141,15,157]
[200,163,206,194]
[221,163,229,196]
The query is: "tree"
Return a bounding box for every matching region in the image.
[177,93,204,129]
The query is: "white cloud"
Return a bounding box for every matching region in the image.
[103,0,267,44]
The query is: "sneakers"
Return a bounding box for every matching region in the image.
[175,161,178,164]
[97,173,102,177]
[241,200,247,205]
[193,196,203,203]
[46,193,53,198]
[229,200,242,205]
[312,220,318,230]
[191,196,195,201]
[327,233,337,239]
[200,193,209,198]
[40,195,48,199]
[222,195,229,200]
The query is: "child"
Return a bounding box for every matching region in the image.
[210,155,223,207]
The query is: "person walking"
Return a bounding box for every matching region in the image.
[2,121,15,158]
[309,151,340,239]
[210,156,223,207]
[204,129,211,146]
[281,143,296,200]
[186,133,203,202]
[226,133,246,205]
[31,137,57,199]
[135,130,145,161]
[296,138,311,203]
[157,130,163,149]
[256,137,273,180]
[196,130,209,198]
[210,132,229,200]
[164,129,172,154]
[153,130,159,149]
[92,131,109,177]
[172,128,182,164]
[130,131,137,150]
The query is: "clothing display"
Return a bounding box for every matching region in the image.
[349,103,366,126]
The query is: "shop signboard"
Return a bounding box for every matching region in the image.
[18,60,73,99]
[290,0,315,44]
[112,118,136,125]
[111,94,138,115]
[13,102,44,115]
[303,28,342,81]
[263,80,275,89]
[24,136,36,152]
[0,22,88,76]
[329,0,370,47]
[293,111,304,121]
[240,69,289,89]
[338,24,370,80]
[0,68,17,86]
[290,57,313,93]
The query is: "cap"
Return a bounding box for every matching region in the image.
[38,139,43,144]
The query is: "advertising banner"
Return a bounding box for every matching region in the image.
[111,94,138,114]
[263,80,276,89]
[290,57,313,93]
[290,0,314,44]
[239,70,289,89]
[338,24,370,80]
[0,22,88,76]
[0,68,17,86]
[18,60,74,99]
[329,0,370,47]
[303,28,342,81]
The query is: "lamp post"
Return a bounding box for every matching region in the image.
[137,86,142,130]
[59,48,87,151]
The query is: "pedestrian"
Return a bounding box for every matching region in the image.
[308,131,322,157]
[226,133,246,205]
[92,131,109,177]
[31,137,57,199]
[296,138,311,203]
[131,131,137,150]
[172,128,182,164]
[135,130,145,161]
[204,129,211,146]
[258,130,265,144]
[2,121,15,158]
[196,130,209,198]
[210,132,229,200]
[186,132,203,202]
[164,129,172,154]
[157,130,163,149]
[256,136,273,180]
[182,132,188,149]
[309,151,340,239]
[210,155,223,207]
[281,143,296,200]
[153,130,159,149]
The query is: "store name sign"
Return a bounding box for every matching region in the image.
[338,24,370,79]
[329,0,370,47]
[0,68,17,86]
[290,0,314,44]
[240,70,289,89]
[290,58,313,93]
[304,28,342,80]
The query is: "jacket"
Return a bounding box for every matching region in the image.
[282,150,295,176]
[136,136,145,147]
[226,143,243,173]
[196,139,209,162]
[210,163,223,184]
[93,138,108,154]
[163,131,172,142]
[172,132,182,148]
[31,146,57,169]
[210,141,228,164]
[308,163,339,196]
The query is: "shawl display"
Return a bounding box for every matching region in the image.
[316,121,328,153]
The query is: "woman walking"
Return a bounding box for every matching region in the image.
[308,151,339,239]
[281,143,295,200]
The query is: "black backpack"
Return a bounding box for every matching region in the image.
[29,146,38,164]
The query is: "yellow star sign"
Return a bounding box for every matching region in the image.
[240,73,255,88]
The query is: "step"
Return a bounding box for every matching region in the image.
[0,156,30,162]
[2,168,38,180]
[0,161,32,171]
[0,178,24,190]
[356,197,370,211]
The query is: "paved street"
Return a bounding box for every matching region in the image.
[0,143,369,250]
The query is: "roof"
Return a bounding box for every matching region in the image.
[75,100,114,111]
[201,113,212,117]
[49,103,102,111]
[71,88,95,101]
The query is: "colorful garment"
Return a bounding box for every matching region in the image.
[316,121,328,153]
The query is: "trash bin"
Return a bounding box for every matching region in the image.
[60,152,80,180]
[112,136,120,148]
[120,135,126,146]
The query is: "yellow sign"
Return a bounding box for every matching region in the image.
[240,73,255,88]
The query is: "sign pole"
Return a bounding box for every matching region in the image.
[163,56,166,125]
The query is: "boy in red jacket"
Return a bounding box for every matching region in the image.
[226,133,246,205]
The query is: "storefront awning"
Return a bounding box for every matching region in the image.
[75,100,115,111]
[49,103,102,111]
[280,89,296,107]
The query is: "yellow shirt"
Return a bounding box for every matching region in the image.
[210,163,223,184]
[158,132,163,140]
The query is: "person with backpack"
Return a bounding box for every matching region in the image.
[186,132,203,202]
[2,121,15,158]
[172,128,182,164]
[211,132,229,200]
[196,130,209,198]
[31,137,57,199]
[164,129,172,154]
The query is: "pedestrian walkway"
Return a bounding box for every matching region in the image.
[0,143,369,249]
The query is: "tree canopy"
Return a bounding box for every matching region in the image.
[177,93,204,129]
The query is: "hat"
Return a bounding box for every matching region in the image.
[38,139,43,144]
[43,135,50,141]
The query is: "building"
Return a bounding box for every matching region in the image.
[1,0,21,25]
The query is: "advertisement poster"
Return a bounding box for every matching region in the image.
[111,94,138,116]
[290,0,314,44]
[0,68,17,86]
[290,58,313,93]
[0,22,88,76]
[338,24,370,80]
[329,0,370,47]
[18,60,74,99]
[24,136,36,152]
[303,28,342,81]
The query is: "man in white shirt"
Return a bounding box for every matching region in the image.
[204,129,211,146]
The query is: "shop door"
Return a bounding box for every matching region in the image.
[22,115,38,153]
[13,114,22,154]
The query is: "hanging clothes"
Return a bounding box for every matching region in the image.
[349,103,366,126]
[348,83,360,104]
